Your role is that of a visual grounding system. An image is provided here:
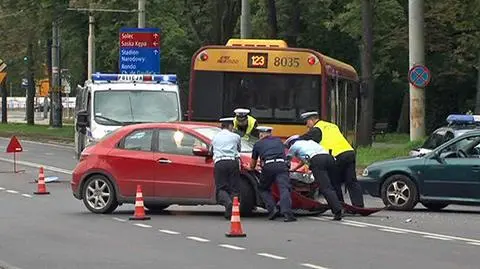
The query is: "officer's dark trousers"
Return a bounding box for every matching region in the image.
[309,154,342,214]
[258,162,292,215]
[334,150,364,207]
[214,160,240,208]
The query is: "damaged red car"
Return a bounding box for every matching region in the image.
[71,122,380,216]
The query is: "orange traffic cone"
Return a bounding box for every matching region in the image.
[225,196,246,237]
[129,185,150,220]
[34,167,50,195]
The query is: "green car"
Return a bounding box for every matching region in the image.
[359,130,480,211]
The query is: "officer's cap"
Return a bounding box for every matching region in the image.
[256,126,273,133]
[284,135,300,148]
[219,117,235,124]
[234,108,250,118]
[300,111,319,121]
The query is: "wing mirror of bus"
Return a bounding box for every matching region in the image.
[76,110,89,132]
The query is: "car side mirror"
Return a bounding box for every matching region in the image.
[76,110,89,133]
[432,152,445,164]
[192,146,212,157]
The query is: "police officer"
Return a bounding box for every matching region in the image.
[211,117,242,219]
[298,111,365,208]
[248,126,296,222]
[233,108,259,139]
[285,135,343,220]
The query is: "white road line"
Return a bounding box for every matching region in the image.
[186,236,210,243]
[134,223,152,228]
[301,263,329,269]
[467,242,480,246]
[112,217,127,222]
[423,235,453,241]
[0,157,72,174]
[218,244,245,250]
[6,190,18,194]
[21,194,33,198]
[257,253,287,260]
[379,228,407,234]
[309,216,480,244]
[0,187,5,190]
[45,153,54,156]
[159,229,180,235]
[341,222,367,228]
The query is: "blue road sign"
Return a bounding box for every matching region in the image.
[408,64,431,88]
[119,27,161,74]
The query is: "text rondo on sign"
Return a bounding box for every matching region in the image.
[408,64,431,88]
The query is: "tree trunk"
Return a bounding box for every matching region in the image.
[266,0,278,38]
[26,41,35,125]
[397,90,409,133]
[475,51,480,114]
[358,0,375,146]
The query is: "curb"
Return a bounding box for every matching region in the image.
[0,260,22,269]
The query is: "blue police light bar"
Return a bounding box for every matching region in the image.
[91,73,177,84]
[446,114,480,124]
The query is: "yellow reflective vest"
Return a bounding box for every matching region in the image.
[314,120,353,157]
[233,115,257,138]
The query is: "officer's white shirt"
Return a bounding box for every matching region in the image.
[211,129,241,163]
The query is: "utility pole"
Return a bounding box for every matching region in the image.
[409,0,426,140]
[52,20,62,128]
[138,0,146,28]
[240,0,251,38]
[1,76,6,124]
[26,42,35,125]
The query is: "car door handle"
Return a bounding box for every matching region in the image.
[157,158,172,164]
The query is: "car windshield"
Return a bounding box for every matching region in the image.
[193,126,256,153]
[93,90,179,125]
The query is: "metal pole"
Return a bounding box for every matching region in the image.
[87,7,95,79]
[52,20,61,128]
[240,0,251,38]
[409,0,425,141]
[138,0,146,28]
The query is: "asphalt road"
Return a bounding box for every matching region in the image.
[0,138,479,269]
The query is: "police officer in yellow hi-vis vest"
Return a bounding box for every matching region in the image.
[233,108,259,139]
[298,111,365,208]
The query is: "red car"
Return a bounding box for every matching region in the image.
[71,122,381,216]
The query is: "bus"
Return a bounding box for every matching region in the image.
[187,39,360,145]
[74,73,182,159]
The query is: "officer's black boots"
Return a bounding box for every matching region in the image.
[224,203,233,220]
[268,206,280,220]
[333,210,343,221]
[283,213,297,222]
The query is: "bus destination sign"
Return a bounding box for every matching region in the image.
[247,52,268,69]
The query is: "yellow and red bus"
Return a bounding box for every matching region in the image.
[187,39,359,145]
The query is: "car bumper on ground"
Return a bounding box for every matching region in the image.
[358,176,381,197]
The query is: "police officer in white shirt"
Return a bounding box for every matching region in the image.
[211,117,242,219]
[285,135,343,220]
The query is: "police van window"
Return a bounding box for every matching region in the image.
[120,129,154,151]
[157,129,207,156]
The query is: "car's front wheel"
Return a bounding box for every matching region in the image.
[421,202,449,211]
[82,175,118,214]
[381,174,418,211]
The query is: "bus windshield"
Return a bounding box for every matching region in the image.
[191,71,321,123]
[93,90,179,125]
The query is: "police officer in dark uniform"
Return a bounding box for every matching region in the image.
[211,117,242,219]
[248,126,296,222]
[298,111,365,209]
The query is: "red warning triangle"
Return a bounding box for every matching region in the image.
[6,136,23,153]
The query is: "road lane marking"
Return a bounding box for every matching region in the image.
[257,253,287,260]
[379,228,407,234]
[112,217,127,222]
[21,194,33,198]
[341,222,367,228]
[467,242,480,246]
[159,229,180,235]
[301,263,329,269]
[134,223,152,228]
[45,153,54,156]
[423,235,453,241]
[6,190,18,194]
[218,244,245,250]
[0,187,5,190]
[309,216,480,244]
[187,236,210,242]
[0,157,73,174]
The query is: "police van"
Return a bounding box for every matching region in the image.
[74,73,182,159]
[409,114,480,157]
